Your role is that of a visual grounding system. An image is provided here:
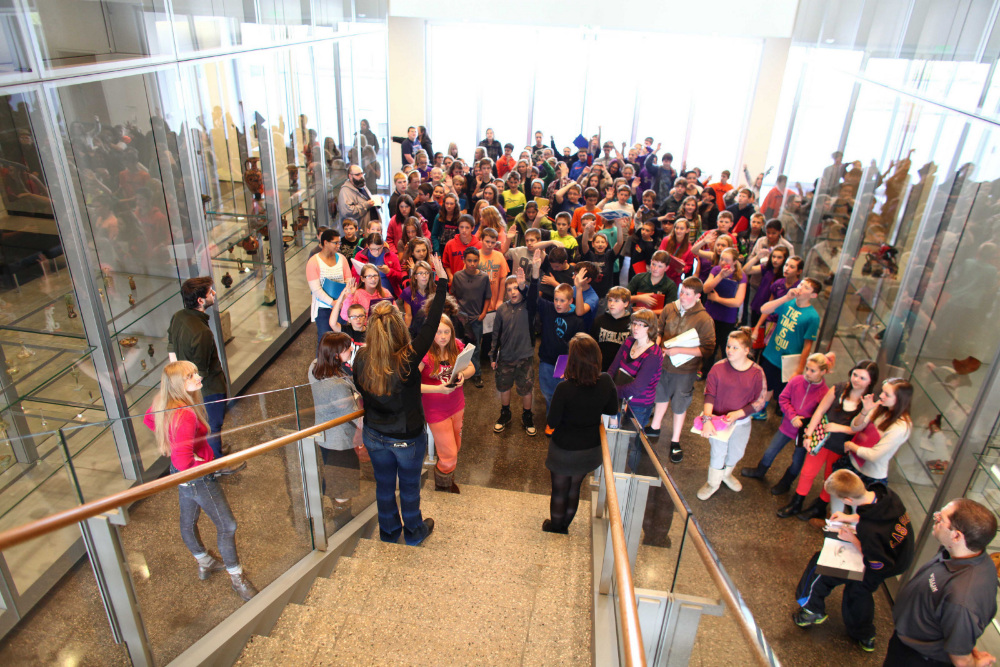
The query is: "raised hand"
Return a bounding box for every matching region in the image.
[431,254,447,280]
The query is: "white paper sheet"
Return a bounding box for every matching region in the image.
[664,328,700,367]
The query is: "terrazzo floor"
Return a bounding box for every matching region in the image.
[0,320,900,665]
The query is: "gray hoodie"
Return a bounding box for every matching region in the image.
[489,286,533,364]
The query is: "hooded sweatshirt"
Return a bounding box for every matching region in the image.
[777,375,829,439]
[855,484,914,576]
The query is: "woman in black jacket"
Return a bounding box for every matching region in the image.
[353,254,449,545]
[543,333,619,534]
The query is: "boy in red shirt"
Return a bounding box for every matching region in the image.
[496,143,516,178]
[442,215,482,280]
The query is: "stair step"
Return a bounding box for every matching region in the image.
[235,633,320,665]
[269,603,345,650]
[302,557,380,614]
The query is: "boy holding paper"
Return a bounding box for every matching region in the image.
[754,278,821,421]
[648,277,715,463]
[793,469,914,653]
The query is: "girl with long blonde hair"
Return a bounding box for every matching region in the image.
[419,314,475,493]
[353,254,449,545]
[142,361,257,601]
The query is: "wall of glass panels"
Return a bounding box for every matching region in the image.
[0,0,387,636]
[425,23,763,174]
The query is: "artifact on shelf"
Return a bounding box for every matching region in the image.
[4,359,18,377]
[287,164,299,190]
[102,266,114,291]
[147,343,155,359]
[128,275,137,291]
[141,360,147,371]
[70,365,82,391]
[120,336,139,348]
[296,205,309,231]
[128,294,136,307]
[201,193,212,215]
[228,244,235,256]
[17,341,34,359]
[237,258,245,272]
[44,305,60,332]
[222,272,234,289]
[263,273,277,306]
[65,295,77,319]
[241,235,259,255]
[243,157,264,200]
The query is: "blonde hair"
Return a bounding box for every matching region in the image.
[720,248,745,281]
[806,352,832,372]
[478,206,504,237]
[152,361,209,458]
[357,300,412,396]
[825,469,866,500]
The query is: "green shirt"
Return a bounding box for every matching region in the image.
[627,272,678,305]
[168,308,227,396]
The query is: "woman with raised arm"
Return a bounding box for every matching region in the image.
[353,254,449,546]
[144,361,258,601]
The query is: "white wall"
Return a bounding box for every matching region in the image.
[386,16,425,176]
[743,38,792,176]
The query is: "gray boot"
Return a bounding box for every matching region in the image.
[434,467,460,494]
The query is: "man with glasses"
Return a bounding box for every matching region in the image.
[338,164,381,230]
[884,499,998,667]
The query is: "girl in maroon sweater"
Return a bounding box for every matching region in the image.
[144,361,257,601]
[697,328,766,500]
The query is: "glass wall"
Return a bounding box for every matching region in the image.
[0,0,387,641]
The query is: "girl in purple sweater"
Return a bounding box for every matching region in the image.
[740,353,834,493]
[697,328,766,500]
[607,309,663,430]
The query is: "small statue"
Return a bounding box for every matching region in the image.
[5,359,18,377]
[281,214,288,229]
[17,341,34,359]
[237,258,245,272]
[147,343,155,359]
[141,360,147,371]
[128,275,136,291]
[70,365,82,391]
[228,245,234,256]
[65,295,77,319]
[128,294,136,307]
[287,164,299,190]
[263,273,277,306]
[222,272,233,289]
[44,305,60,332]
[102,266,114,291]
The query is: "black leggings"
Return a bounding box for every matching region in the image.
[702,319,737,376]
[549,472,587,530]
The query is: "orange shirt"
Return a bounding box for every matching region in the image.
[708,182,733,212]
[571,205,604,235]
[496,155,516,178]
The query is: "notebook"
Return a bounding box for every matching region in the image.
[321,278,346,301]
[691,415,737,441]
[553,355,568,378]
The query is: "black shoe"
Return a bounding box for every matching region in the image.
[777,494,805,519]
[770,468,796,495]
[858,637,875,652]
[644,426,661,438]
[197,553,226,580]
[669,442,683,463]
[797,498,828,522]
[542,519,568,534]
[411,518,434,545]
[472,375,483,388]
[792,607,827,627]
[217,461,247,476]
[494,406,512,433]
[741,462,769,479]
[522,410,536,436]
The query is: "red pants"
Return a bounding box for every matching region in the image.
[796,448,840,501]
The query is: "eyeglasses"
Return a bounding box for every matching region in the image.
[349,314,366,320]
[415,271,430,277]
[363,273,379,279]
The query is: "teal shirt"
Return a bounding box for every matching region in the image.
[763,300,820,367]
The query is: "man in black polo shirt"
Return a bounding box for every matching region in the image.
[885,499,998,667]
[168,276,244,474]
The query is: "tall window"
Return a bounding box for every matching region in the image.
[426,23,762,174]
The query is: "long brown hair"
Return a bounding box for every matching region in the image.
[314,332,353,380]
[426,314,459,375]
[152,361,209,457]
[357,300,412,396]
[564,333,601,386]
[477,206,504,239]
[870,378,913,432]
[664,218,691,256]
[439,193,461,223]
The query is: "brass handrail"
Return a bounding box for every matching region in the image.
[0,410,364,552]
[628,413,777,667]
[599,423,647,667]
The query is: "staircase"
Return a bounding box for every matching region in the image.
[236,483,594,665]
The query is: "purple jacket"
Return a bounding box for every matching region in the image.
[777,375,829,438]
[608,336,663,406]
[762,277,798,323]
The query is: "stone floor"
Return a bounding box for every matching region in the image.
[0,319,900,666]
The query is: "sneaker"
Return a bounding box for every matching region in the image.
[858,637,875,652]
[494,406,512,433]
[644,426,661,438]
[522,411,536,437]
[751,409,768,421]
[669,443,683,463]
[792,607,827,627]
[472,375,483,388]
[197,553,226,580]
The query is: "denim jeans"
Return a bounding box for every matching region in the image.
[538,362,560,409]
[316,306,334,352]
[203,393,228,459]
[465,318,484,377]
[177,473,239,568]
[761,431,806,476]
[362,426,431,545]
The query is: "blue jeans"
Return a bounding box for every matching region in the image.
[203,393,228,459]
[362,426,431,545]
[316,307,334,352]
[538,361,560,409]
[465,318,484,377]
[177,472,239,568]
[625,402,654,431]
[761,431,805,475]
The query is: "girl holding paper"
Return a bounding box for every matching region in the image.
[306,228,349,347]
[420,314,475,493]
[697,328,766,500]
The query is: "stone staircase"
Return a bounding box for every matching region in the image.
[237,483,594,666]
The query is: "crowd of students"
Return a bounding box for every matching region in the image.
[299,128,999,660]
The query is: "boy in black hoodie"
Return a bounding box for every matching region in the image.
[793,469,914,653]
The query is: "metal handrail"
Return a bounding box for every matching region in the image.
[0,410,364,551]
[599,423,647,667]
[626,411,778,667]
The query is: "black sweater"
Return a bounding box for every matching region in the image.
[856,484,915,577]
[354,277,448,439]
[547,373,619,451]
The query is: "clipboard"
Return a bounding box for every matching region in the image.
[667,254,685,273]
[448,344,476,384]
[635,293,665,311]
[781,354,801,383]
[553,354,568,378]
